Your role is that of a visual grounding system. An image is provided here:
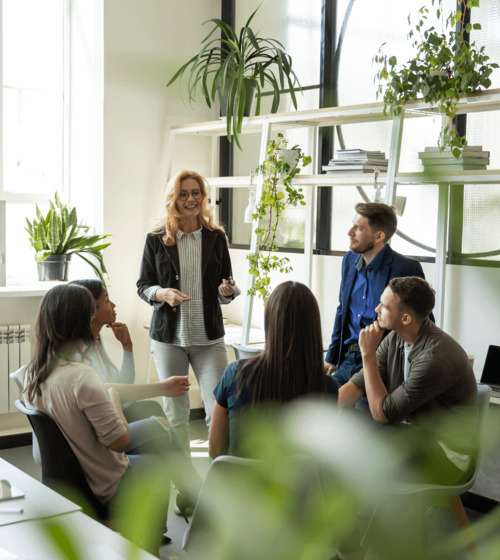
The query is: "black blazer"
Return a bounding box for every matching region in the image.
[137,228,233,343]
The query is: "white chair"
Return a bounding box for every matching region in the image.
[182,454,327,558]
[231,343,262,360]
[9,366,41,467]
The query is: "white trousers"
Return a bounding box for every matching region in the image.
[150,339,228,452]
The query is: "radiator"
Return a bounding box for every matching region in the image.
[0,325,31,414]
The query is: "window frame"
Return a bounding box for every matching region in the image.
[220,0,500,270]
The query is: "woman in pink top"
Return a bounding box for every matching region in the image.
[23,283,201,552]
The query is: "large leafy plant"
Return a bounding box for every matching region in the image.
[247,133,311,302]
[25,192,111,282]
[374,0,498,157]
[167,6,301,150]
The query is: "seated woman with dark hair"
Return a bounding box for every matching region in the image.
[209,281,338,459]
[71,278,168,422]
[23,284,201,550]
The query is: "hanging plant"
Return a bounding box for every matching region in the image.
[374,0,498,157]
[247,133,311,301]
[167,6,302,150]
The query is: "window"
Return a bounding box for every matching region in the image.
[226,0,322,249]
[0,0,104,286]
[224,0,500,268]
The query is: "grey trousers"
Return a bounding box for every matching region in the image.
[150,339,228,451]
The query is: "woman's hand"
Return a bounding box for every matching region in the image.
[155,288,192,307]
[160,376,191,397]
[106,322,133,352]
[218,278,235,297]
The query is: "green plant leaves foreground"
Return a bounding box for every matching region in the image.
[25,191,111,282]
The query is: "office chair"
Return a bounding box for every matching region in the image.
[182,454,327,558]
[15,399,109,521]
[9,367,41,467]
[231,343,262,360]
[361,384,492,555]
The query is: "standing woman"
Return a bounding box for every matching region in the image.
[137,169,240,453]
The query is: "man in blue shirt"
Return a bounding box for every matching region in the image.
[324,202,426,388]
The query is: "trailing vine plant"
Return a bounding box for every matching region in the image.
[374,0,498,157]
[247,133,311,301]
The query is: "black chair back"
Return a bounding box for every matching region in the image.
[15,399,108,520]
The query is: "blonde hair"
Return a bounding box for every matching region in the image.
[152,170,224,246]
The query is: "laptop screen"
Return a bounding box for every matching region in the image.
[480,345,500,386]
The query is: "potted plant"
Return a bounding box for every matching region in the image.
[167,6,302,150]
[374,0,498,158]
[247,133,311,301]
[25,192,111,282]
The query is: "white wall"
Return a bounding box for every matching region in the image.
[101,0,220,386]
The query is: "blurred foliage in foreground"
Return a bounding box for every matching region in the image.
[34,400,500,560]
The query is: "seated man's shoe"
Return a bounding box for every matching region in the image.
[174,493,195,523]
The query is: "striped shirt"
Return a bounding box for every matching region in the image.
[143,227,239,347]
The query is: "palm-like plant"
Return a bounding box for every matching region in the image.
[167,6,301,150]
[25,192,111,282]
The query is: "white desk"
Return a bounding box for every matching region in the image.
[0,458,80,526]
[0,511,157,560]
[223,323,265,348]
[0,459,157,559]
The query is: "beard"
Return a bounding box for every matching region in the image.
[350,240,375,254]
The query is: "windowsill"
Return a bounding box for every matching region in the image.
[0,281,64,298]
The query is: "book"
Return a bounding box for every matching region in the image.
[421,145,484,153]
[420,163,487,171]
[419,156,490,165]
[419,150,489,159]
[328,157,388,165]
[322,164,388,173]
[326,159,388,166]
[336,148,385,156]
[334,149,387,162]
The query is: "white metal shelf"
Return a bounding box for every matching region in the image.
[168,88,500,341]
[170,88,500,138]
[207,170,500,189]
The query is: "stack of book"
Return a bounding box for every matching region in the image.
[322,149,388,174]
[418,146,489,171]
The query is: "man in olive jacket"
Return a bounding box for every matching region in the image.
[339,276,478,484]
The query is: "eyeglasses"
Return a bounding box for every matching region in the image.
[179,190,203,201]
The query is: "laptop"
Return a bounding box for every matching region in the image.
[480,345,500,395]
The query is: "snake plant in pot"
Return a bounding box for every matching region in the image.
[374,0,498,158]
[25,192,111,282]
[167,6,302,150]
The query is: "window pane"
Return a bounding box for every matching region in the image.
[230,0,321,248]
[462,184,500,263]
[2,0,64,193]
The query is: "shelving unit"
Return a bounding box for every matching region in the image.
[167,89,500,342]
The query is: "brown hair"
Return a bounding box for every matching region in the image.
[24,284,96,403]
[355,202,397,243]
[152,170,223,246]
[236,281,327,404]
[388,276,435,322]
